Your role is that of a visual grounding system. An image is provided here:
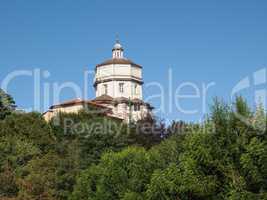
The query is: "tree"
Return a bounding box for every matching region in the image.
[71,97,267,200]
[0,89,16,120]
[1,96,266,200]
[71,147,156,200]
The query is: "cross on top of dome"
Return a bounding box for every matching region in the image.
[113,35,123,50]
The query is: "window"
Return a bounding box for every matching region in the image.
[134,104,140,111]
[119,83,124,93]
[134,84,138,94]
[103,84,108,95]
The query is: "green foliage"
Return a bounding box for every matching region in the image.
[0,89,16,120]
[0,162,18,197]
[240,137,267,192]
[0,95,266,200]
[0,112,55,199]
[0,106,163,199]
[71,147,154,200]
[71,97,267,200]
[50,110,129,167]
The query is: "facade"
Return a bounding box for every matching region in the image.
[43,40,153,122]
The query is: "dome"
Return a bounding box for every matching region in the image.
[96,58,142,68]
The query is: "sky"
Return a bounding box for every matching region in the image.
[0,0,267,123]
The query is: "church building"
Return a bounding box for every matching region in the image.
[43,40,153,122]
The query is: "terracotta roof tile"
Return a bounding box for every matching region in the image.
[96,58,142,68]
[92,95,114,102]
[50,98,109,109]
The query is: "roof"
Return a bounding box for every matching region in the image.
[114,97,129,103]
[49,98,109,110]
[132,98,145,104]
[92,95,114,102]
[92,96,154,109]
[96,58,142,68]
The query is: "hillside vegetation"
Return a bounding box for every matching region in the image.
[0,90,266,200]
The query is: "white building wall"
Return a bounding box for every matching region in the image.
[95,64,142,79]
[54,105,84,113]
[114,65,131,76]
[95,63,143,99]
[110,103,150,122]
[131,66,142,78]
[96,80,142,99]
[43,104,84,121]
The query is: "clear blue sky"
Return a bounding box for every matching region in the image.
[0,0,267,122]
